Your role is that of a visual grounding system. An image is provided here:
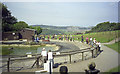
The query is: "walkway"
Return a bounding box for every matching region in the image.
[102,37,120,45]
[53,42,119,72]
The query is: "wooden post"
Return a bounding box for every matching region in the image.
[82,52,84,61]
[7,57,10,72]
[36,57,39,68]
[69,54,71,63]
[92,50,94,58]
[96,47,98,57]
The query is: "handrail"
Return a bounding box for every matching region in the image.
[5,47,99,72]
[54,47,94,56]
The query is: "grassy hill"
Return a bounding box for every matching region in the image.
[86,22,120,33]
[72,30,119,43]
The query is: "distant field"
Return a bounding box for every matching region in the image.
[72,30,119,43]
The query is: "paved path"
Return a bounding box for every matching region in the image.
[53,43,119,72]
[102,37,120,45]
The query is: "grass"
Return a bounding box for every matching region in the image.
[105,41,120,53]
[104,65,120,74]
[43,30,120,43]
[72,30,119,43]
[108,65,120,72]
[104,41,120,73]
[45,30,119,43]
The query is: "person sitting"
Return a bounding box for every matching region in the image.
[85,62,100,74]
[59,66,68,74]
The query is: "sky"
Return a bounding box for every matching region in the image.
[3,1,118,27]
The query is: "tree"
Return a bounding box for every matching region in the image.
[13,21,28,31]
[86,21,120,33]
[1,3,17,32]
[34,26,42,35]
[28,26,42,34]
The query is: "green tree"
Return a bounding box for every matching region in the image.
[88,21,120,33]
[14,21,28,31]
[34,26,42,35]
[1,3,17,32]
[28,26,42,34]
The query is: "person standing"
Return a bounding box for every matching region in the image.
[89,37,93,45]
[86,37,89,44]
[48,50,54,67]
[81,35,84,43]
[41,48,47,66]
[93,38,96,44]
[97,41,101,52]
[48,35,50,40]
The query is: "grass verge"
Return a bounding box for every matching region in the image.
[105,41,120,53]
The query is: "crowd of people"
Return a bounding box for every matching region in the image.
[34,34,75,42]
[80,35,102,52]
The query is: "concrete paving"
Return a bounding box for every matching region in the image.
[53,43,119,72]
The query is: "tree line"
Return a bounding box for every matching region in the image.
[86,22,120,33]
[1,3,42,34]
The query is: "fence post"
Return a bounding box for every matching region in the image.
[36,57,39,68]
[82,52,84,61]
[7,57,10,72]
[91,50,94,58]
[69,54,71,63]
[95,47,98,57]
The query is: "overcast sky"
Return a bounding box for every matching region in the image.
[3,2,118,27]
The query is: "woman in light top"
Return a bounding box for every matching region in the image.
[48,50,54,67]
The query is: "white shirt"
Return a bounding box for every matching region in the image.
[98,42,101,47]
[41,51,47,56]
[93,40,96,43]
[90,38,92,41]
[48,52,53,59]
[96,42,101,47]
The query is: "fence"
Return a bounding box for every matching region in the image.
[2,46,99,72]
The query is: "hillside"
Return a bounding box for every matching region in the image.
[86,22,120,33]
[40,29,64,35]
[32,25,92,35]
[32,25,91,30]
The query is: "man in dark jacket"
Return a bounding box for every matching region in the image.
[85,62,100,74]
